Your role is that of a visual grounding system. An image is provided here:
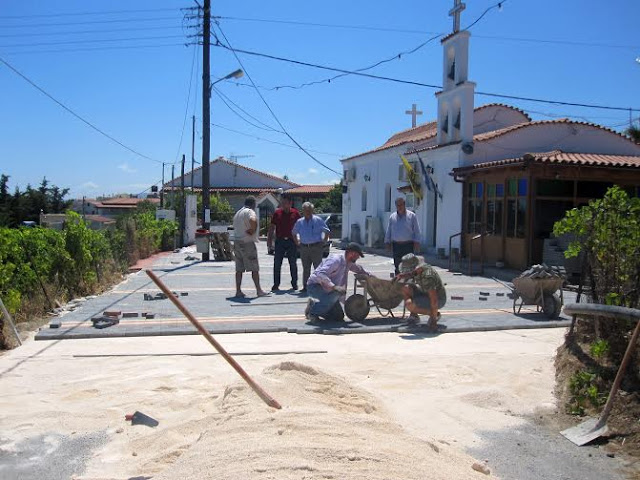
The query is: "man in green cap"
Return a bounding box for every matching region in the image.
[393,253,446,330]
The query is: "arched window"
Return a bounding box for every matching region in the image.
[361,186,367,212]
[384,184,392,212]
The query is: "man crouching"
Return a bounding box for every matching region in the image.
[394,253,447,331]
[304,243,372,323]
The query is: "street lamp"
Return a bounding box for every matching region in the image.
[210,69,244,93]
[201,67,243,261]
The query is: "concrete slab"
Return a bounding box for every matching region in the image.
[35,244,572,341]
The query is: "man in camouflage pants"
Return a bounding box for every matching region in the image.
[393,253,446,331]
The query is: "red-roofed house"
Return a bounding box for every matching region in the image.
[341,17,640,270]
[163,157,333,234]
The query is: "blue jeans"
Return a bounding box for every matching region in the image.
[273,238,298,288]
[307,283,344,321]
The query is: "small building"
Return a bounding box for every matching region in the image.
[164,157,333,233]
[76,197,160,219]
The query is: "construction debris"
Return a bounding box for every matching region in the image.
[143,291,186,301]
[471,461,491,475]
[125,411,159,427]
[517,264,566,280]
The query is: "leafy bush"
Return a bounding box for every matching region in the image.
[567,370,606,415]
[589,340,610,360]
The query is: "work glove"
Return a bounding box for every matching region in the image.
[333,285,347,294]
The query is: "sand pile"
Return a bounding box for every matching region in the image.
[150,361,492,480]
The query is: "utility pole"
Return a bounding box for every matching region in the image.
[191,115,196,190]
[160,162,165,207]
[201,0,211,261]
[170,164,175,210]
[180,154,186,247]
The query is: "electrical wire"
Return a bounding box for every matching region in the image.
[0,43,189,56]
[211,122,344,157]
[213,0,506,91]
[173,44,199,164]
[0,16,181,29]
[0,55,161,164]
[0,34,187,49]
[0,7,181,19]
[0,25,185,38]
[215,10,638,50]
[212,22,342,176]
[212,86,283,133]
[211,43,640,113]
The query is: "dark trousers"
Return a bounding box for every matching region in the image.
[392,242,415,274]
[273,238,298,288]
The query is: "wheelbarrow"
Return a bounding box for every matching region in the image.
[344,274,406,322]
[511,276,564,319]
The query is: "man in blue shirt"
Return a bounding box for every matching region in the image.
[384,197,421,275]
[293,202,330,292]
[305,243,371,323]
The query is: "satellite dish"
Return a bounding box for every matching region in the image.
[461,142,474,155]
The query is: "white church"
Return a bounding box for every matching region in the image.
[341,1,640,270]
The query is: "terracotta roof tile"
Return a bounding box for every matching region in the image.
[285,185,334,195]
[411,118,638,154]
[342,103,534,162]
[164,157,299,188]
[100,197,160,206]
[453,150,640,173]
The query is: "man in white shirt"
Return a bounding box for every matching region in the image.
[384,197,421,274]
[232,196,268,298]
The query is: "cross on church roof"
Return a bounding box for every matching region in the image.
[449,0,466,33]
[405,103,423,128]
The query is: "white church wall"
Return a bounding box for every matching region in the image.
[422,145,463,253]
[342,145,419,244]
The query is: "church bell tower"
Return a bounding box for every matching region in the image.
[436,0,475,149]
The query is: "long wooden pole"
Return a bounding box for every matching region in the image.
[145,270,281,409]
[0,297,22,346]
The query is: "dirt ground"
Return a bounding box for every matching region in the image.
[0,329,637,479]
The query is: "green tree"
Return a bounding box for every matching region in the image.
[314,183,343,213]
[553,186,640,309]
[625,123,640,143]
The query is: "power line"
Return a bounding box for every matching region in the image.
[0,7,180,19]
[212,43,640,113]
[0,16,181,29]
[215,16,639,50]
[211,122,344,157]
[0,43,189,56]
[0,25,185,38]
[0,34,186,49]
[173,44,199,164]
[0,55,161,164]
[212,22,342,176]
[212,86,283,133]
[212,0,506,91]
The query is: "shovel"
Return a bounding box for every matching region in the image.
[561,304,640,446]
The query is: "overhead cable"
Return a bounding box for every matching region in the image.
[211,122,344,157]
[0,55,161,164]
[212,43,639,113]
[212,22,342,176]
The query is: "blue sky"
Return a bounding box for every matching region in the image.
[1,0,638,199]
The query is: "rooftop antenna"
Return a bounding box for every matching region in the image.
[228,154,255,163]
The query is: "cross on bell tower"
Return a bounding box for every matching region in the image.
[449,0,466,33]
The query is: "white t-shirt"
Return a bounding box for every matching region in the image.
[233,207,259,243]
